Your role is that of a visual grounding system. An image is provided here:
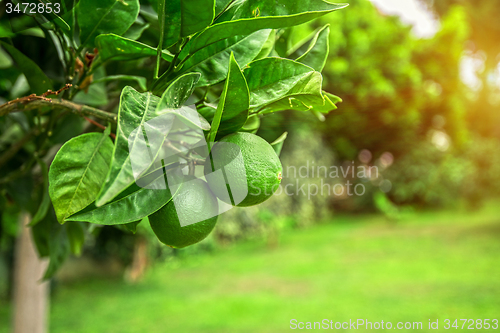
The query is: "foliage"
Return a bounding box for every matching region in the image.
[311,0,469,160]
[0,0,346,278]
[421,0,500,69]
[421,0,500,140]
[249,0,499,212]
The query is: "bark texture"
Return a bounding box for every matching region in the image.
[12,213,49,333]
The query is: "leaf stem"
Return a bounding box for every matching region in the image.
[154,0,166,80]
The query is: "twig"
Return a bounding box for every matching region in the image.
[84,116,116,140]
[42,83,72,97]
[0,98,117,123]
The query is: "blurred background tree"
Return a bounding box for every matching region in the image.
[421,0,500,139]
[255,0,500,214]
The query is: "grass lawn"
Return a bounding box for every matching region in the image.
[1,205,500,332]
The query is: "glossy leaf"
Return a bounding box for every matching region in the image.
[255,29,276,60]
[312,91,342,114]
[0,41,52,94]
[240,115,260,134]
[181,0,215,37]
[156,0,215,47]
[296,24,330,72]
[188,0,347,54]
[256,90,341,115]
[96,87,160,206]
[178,29,271,87]
[244,57,324,110]
[157,73,201,110]
[122,219,143,233]
[207,53,249,142]
[67,173,177,225]
[96,73,201,206]
[96,34,173,62]
[78,0,140,47]
[158,0,181,47]
[114,220,141,233]
[196,103,217,122]
[49,130,114,223]
[215,0,232,16]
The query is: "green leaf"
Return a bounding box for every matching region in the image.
[73,83,109,107]
[49,130,114,223]
[240,114,260,133]
[188,0,347,54]
[41,211,71,280]
[67,171,178,225]
[123,19,150,40]
[29,159,50,226]
[66,222,85,256]
[31,210,53,258]
[207,53,249,142]
[180,0,215,37]
[47,114,83,145]
[96,88,159,206]
[157,0,215,47]
[270,132,288,157]
[114,221,138,233]
[215,0,232,17]
[312,91,342,114]
[157,72,201,110]
[255,29,276,60]
[73,66,109,107]
[178,29,271,87]
[296,24,330,72]
[96,34,174,62]
[156,29,268,91]
[244,57,324,111]
[78,0,140,47]
[96,73,201,206]
[33,208,85,278]
[121,218,146,234]
[0,41,52,94]
[256,90,340,115]
[91,75,147,91]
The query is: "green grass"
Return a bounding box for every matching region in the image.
[2,205,500,332]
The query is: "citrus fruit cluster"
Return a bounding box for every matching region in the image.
[149,132,283,248]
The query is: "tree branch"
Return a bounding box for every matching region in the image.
[0,98,117,123]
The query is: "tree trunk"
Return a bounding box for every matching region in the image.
[12,212,49,333]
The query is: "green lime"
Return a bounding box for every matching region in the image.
[149,177,219,248]
[204,132,282,207]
